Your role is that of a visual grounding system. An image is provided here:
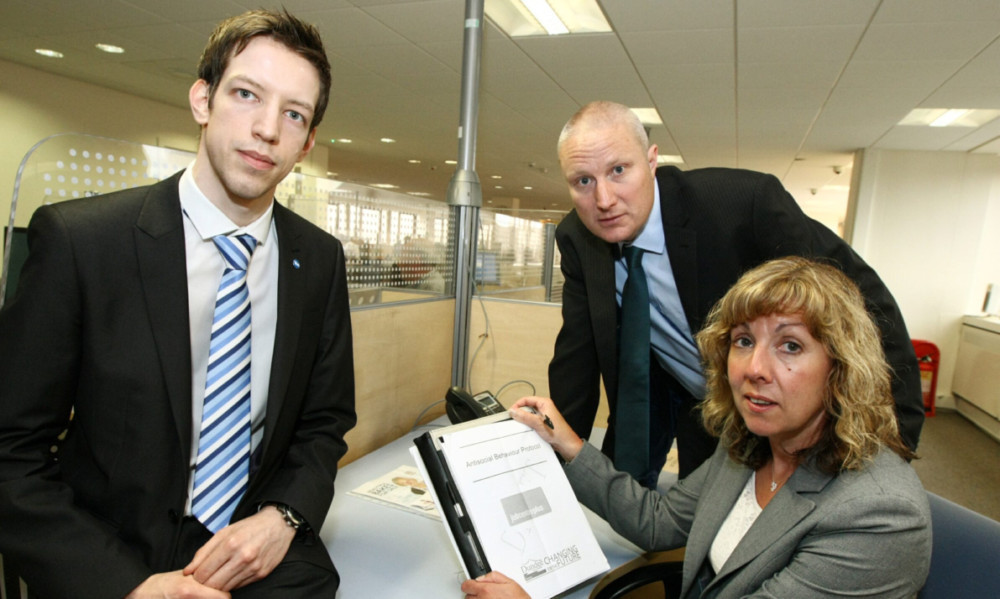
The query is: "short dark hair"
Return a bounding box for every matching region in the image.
[197,8,331,129]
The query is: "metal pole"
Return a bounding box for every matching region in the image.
[542,222,556,302]
[448,0,484,389]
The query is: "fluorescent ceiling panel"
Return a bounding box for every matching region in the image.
[486,0,611,37]
[898,108,1000,127]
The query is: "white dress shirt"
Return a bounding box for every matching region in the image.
[178,166,279,513]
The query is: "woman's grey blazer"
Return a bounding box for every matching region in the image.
[566,442,931,598]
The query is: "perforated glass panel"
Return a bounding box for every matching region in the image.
[2,134,459,308]
[4,134,567,308]
[276,174,455,306]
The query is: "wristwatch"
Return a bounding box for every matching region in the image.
[262,502,308,531]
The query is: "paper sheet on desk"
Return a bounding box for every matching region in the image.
[348,464,441,520]
[440,419,608,599]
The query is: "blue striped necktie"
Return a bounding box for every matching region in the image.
[614,244,651,480]
[192,233,257,533]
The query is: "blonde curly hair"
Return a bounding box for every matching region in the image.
[696,257,914,473]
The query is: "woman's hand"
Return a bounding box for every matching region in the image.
[509,396,585,462]
[461,571,530,598]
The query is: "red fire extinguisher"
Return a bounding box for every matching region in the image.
[912,340,939,417]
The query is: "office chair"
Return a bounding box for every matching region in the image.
[590,492,1000,599]
[918,492,1000,598]
[589,548,684,599]
[1,553,34,599]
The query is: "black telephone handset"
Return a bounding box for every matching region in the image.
[445,386,505,424]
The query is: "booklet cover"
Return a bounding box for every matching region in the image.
[411,415,608,599]
[348,464,440,520]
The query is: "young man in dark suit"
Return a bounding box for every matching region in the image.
[549,101,923,486]
[0,10,356,598]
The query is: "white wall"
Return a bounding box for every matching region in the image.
[852,149,1000,408]
[0,58,330,263]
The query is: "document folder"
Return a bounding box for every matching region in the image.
[411,413,608,599]
[413,420,494,578]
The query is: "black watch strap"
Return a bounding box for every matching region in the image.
[262,502,309,531]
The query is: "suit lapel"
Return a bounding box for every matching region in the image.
[657,167,700,332]
[705,461,832,592]
[682,456,752,589]
[134,172,193,461]
[261,203,307,455]
[577,218,619,394]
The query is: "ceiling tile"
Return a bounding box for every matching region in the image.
[854,22,1000,61]
[737,0,878,27]
[601,0,733,32]
[739,25,865,63]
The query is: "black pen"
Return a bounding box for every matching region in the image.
[542,414,554,429]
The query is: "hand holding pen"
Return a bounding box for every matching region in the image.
[508,396,585,462]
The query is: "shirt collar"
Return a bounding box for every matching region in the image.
[179,164,273,245]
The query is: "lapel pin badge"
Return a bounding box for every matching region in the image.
[292,259,301,269]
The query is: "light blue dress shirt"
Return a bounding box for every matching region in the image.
[615,184,706,399]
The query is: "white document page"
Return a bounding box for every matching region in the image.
[439,418,609,599]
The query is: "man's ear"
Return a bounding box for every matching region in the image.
[298,128,317,161]
[189,79,211,126]
[646,143,659,173]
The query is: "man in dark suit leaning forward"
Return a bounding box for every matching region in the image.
[0,9,356,598]
[549,101,923,487]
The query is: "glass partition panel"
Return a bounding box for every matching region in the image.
[4,133,568,308]
[278,174,455,307]
[2,134,460,308]
[475,210,563,303]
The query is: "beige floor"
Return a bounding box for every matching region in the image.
[910,409,1000,521]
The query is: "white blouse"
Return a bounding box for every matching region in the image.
[709,470,764,572]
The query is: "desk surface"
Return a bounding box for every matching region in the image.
[322,420,657,598]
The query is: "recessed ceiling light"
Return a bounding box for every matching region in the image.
[35,48,63,58]
[521,0,568,35]
[380,138,396,144]
[409,192,432,197]
[445,160,457,165]
[898,108,1000,128]
[408,159,421,164]
[523,186,533,190]
[930,109,970,127]
[657,155,684,165]
[330,138,352,144]
[371,183,398,189]
[491,175,502,179]
[495,185,503,189]
[631,108,663,126]
[486,0,611,37]
[96,43,124,54]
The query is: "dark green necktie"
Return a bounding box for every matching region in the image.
[614,245,650,480]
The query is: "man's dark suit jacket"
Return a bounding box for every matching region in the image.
[0,171,357,599]
[549,166,923,461]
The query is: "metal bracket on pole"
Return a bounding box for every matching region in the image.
[447,169,482,208]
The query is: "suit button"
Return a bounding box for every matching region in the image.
[167,509,179,523]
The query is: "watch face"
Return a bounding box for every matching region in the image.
[281,505,305,529]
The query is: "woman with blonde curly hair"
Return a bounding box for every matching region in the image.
[697,256,915,475]
[464,257,931,599]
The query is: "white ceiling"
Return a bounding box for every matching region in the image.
[3,0,1000,225]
